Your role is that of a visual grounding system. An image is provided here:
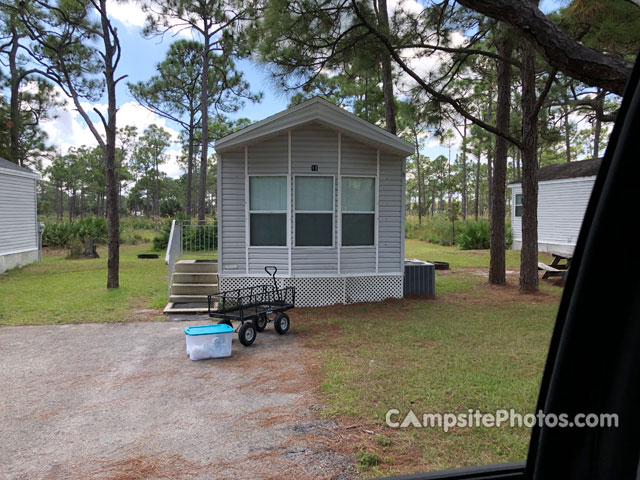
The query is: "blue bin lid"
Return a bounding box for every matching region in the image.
[184,324,233,336]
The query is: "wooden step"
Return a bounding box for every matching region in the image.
[174,260,218,274]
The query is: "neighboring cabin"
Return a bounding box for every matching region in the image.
[214,97,415,307]
[0,157,41,274]
[509,158,602,256]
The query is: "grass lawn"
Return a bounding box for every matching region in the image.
[0,242,168,326]
[294,240,563,477]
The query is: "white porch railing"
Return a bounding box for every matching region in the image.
[165,220,182,298]
[165,219,217,298]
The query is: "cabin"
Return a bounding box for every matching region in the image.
[0,157,41,274]
[509,158,602,256]
[212,97,414,307]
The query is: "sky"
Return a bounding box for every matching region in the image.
[38,0,563,178]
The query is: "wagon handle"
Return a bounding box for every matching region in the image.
[265,265,278,292]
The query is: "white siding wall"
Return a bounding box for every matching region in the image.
[511,176,595,252]
[219,151,246,273]
[219,124,405,277]
[0,172,37,256]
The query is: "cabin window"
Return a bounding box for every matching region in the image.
[515,193,523,217]
[295,176,334,246]
[341,177,375,246]
[249,176,287,246]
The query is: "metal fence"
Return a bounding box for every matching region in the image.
[165,219,217,298]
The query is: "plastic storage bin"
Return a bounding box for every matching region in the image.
[185,324,233,360]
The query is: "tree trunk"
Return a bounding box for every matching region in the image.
[377,0,397,134]
[593,88,603,160]
[461,119,468,220]
[489,33,512,286]
[487,85,494,219]
[154,159,160,220]
[475,152,480,220]
[564,107,572,162]
[414,129,422,224]
[186,119,194,217]
[519,37,539,293]
[198,29,211,223]
[100,0,119,289]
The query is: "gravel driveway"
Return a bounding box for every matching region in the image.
[0,321,355,479]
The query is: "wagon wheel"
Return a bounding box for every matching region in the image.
[238,322,257,346]
[255,314,268,332]
[274,313,290,335]
[217,318,233,328]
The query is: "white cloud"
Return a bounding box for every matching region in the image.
[108,2,148,29]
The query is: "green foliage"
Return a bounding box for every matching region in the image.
[356,450,381,468]
[152,218,173,251]
[405,215,457,246]
[457,220,490,250]
[73,217,108,242]
[152,217,218,252]
[406,216,513,251]
[42,217,107,248]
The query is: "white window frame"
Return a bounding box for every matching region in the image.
[293,174,336,248]
[247,173,289,248]
[515,192,523,218]
[340,174,377,248]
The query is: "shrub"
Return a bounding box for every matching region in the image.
[405,215,455,246]
[152,218,173,251]
[356,450,381,467]
[43,217,106,248]
[457,219,490,250]
[74,217,107,243]
[43,221,75,247]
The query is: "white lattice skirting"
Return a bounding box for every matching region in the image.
[218,275,404,307]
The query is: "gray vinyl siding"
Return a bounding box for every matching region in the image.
[248,132,288,175]
[0,172,37,255]
[220,151,246,273]
[378,153,404,273]
[511,176,595,249]
[340,135,376,175]
[219,124,405,277]
[248,247,288,275]
[291,125,338,175]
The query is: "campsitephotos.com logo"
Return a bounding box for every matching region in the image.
[385,409,619,433]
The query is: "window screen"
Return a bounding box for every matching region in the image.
[249,176,287,246]
[295,176,333,247]
[342,177,375,246]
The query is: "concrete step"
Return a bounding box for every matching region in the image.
[172,272,218,284]
[174,260,218,274]
[169,294,212,303]
[171,283,218,296]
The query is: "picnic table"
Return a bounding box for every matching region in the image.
[538,250,573,280]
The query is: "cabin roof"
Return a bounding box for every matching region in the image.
[0,157,40,179]
[214,97,415,156]
[510,158,602,185]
